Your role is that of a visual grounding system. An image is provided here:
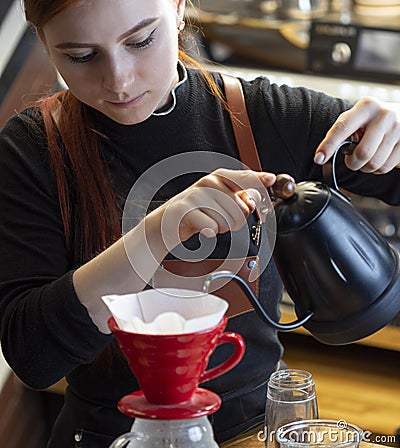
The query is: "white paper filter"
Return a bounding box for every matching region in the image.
[102,288,228,335]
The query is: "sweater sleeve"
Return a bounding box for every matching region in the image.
[0,111,112,390]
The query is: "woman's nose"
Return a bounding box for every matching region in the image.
[102,57,134,94]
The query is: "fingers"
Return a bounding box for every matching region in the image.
[314,97,400,173]
[314,98,376,165]
[358,116,400,173]
[160,189,245,245]
[159,169,276,246]
[188,169,274,234]
[236,188,263,213]
[198,168,276,193]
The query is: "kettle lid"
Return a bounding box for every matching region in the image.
[274,180,331,233]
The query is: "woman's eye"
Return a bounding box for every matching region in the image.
[67,52,96,64]
[128,29,156,49]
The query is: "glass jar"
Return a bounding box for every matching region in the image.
[265,369,319,448]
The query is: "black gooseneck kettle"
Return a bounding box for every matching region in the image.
[205,146,400,345]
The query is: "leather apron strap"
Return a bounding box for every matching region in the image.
[161,74,262,318]
[220,73,262,172]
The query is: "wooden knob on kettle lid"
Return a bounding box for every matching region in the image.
[271,174,297,200]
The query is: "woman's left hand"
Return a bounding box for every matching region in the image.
[314,97,400,174]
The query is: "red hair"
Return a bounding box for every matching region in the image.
[40,90,121,263]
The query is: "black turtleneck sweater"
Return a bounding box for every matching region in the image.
[0,68,399,448]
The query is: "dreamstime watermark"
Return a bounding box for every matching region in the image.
[257,419,397,445]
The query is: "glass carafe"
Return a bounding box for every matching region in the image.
[109,417,219,448]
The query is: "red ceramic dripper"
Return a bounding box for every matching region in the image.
[108,315,245,406]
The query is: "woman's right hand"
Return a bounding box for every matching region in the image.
[152,168,276,251]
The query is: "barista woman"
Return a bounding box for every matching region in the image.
[0,0,399,447]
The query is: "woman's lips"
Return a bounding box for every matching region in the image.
[106,92,147,108]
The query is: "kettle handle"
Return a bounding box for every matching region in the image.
[322,132,361,192]
[203,271,314,331]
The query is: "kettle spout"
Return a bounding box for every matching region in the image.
[203,271,314,331]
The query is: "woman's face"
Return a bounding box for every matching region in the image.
[42,0,184,124]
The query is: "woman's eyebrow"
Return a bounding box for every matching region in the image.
[54,17,159,49]
[117,17,159,42]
